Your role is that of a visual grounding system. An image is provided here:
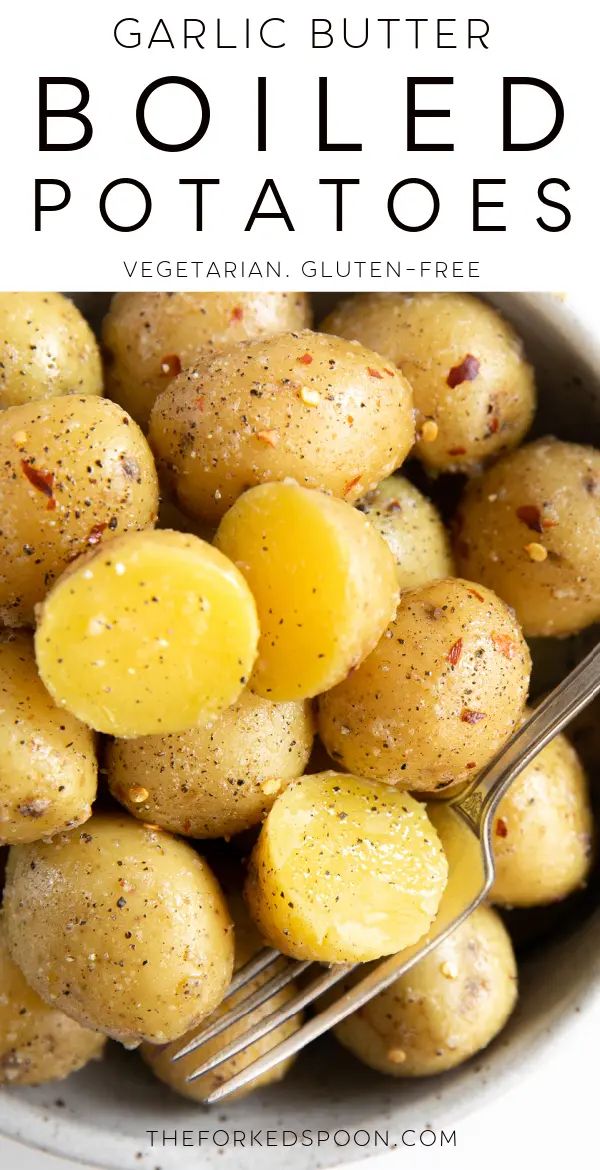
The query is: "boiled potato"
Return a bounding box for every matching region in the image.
[149,330,415,525]
[357,474,453,590]
[142,889,302,1100]
[106,690,314,838]
[244,771,448,963]
[35,529,259,737]
[491,727,593,907]
[322,293,535,473]
[334,905,517,1077]
[0,631,96,845]
[0,910,105,1085]
[0,293,102,409]
[318,578,530,791]
[215,482,399,700]
[0,395,158,626]
[103,292,312,428]
[454,438,600,636]
[3,813,234,1045]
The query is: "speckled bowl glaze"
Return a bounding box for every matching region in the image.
[1,292,599,1170]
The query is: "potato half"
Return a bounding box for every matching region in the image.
[3,814,234,1045]
[244,771,448,963]
[0,631,96,845]
[149,330,415,524]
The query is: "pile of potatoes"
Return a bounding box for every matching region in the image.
[0,290,597,1097]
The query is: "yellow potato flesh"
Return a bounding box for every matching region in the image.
[244,771,448,963]
[215,482,399,701]
[35,529,259,736]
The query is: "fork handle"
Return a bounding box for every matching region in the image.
[452,641,600,834]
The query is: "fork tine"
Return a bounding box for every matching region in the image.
[186,962,356,1085]
[221,947,281,1002]
[172,958,312,1062]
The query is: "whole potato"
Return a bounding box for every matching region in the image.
[142,889,302,1100]
[149,330,415,525]
[357,474,453,590]
[245,771,448,963]
[318,578,530,791]
[106,690,314,838]
[103,292,312,428]
[334,905,517,1077]
[0,911,105,1085]
[491,726,593,907]
[0,395,159,626]
[3,814,234,1044]
[322,292,535,473]
[0,293,102,409]
[454,438,600,637]
[0,631,96,845]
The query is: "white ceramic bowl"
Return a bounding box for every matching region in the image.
[1,292,599,1170]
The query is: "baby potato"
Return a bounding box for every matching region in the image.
[0,910,105,1085]
[454,438,600,637]
[244,771,448,963]
[357,474,453,590]
[318,578,530,791]
[334,905,517,1077]
[103,292,312,428]
[3,813,234,1045]
[35,529,259,737]
[0,293,102,409]
[491,727,593,907]
[141,888,302,1100]
[0,395,159,626]
[106,690,314,838]
[322,292,535,473]
[0,631,96,845]
[149,330,415,525]
[215,482,399,701]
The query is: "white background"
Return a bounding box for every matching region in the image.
[0,0,597,289]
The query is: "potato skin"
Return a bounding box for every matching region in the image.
[0,911,105,1085]
[357,475,453,590]
[0,395,159,626]
[103,292,312,428]
[106,690,314,838]
[322,292,535,473]
[334,905,517,1077]
[0,293,102,410]
[0,631,96,845]
[491,728,593,907]
[244,771,448,963]
[455,438,600,637]
[3,814,234,1044]
[141,890,301,1100]
[149,330,415,524]
[318,578,530,791]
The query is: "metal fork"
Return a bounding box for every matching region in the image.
[171,641,600,1102]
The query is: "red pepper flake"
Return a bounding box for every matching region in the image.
[448,446,467,456]
[461,708,486,724]
[87,522,107,547]
[231,306,244,322]
[495,817,509,838]
[195,395,205,411]
[447,354,480,389]
[466,587,485,602]
[383,367,395,377]
[515,504,543,534]
[491,632,517,659]
[447,638,463,666]
[367,367,383,379]
[160,354,181,377]
[466,762,477,770]
[487,416,500,435]
[21,460,55,510]
[298,352,313,366]
[343,475,362,497]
